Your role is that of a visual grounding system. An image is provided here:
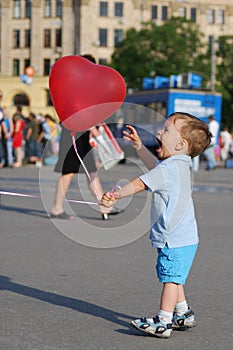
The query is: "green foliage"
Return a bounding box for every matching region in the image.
[216,36,233,129]
[111,17,210,89]
[110,18,233,128]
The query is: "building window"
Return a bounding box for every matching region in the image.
[44,29,51,47]
[13,93,30,106]
[13,0,21,18]
[208,9,215,24]
[190,8,196,22]
[99,28,107,47]
[162,6,168,21]
[100,1,108,16]
[25,29,31,48]
[56,0,62,17]
[13,30,20,48]
[46,89,53,106]
[55,29,62,47]
[25,0,31,18]
[114,2,123,17]
[151,5,157,20]
[13,59,20,76]
[44,0,52,18]
[44,59,51,75]
[114,29,123,47]
[24,59,30,70]
[217,9,224,25]
[179,7,186,18]
[99,58,107,65]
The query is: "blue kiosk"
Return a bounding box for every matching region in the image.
[121,88,222,149]
[125,88,222,125]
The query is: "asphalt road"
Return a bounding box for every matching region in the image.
[0,159,233,350]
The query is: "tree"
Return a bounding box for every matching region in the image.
[110,17,210,89]
[216,36,233,129]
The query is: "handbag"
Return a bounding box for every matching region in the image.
[89,123,124,170]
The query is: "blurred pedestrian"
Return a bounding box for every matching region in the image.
[229,132,233,158]
[0,90,5,168]
[0,121,4,168]
[51,124,122,220]
[44,114,60,155]
[50,53,123,220]
[25,112,39,164]
[2,107,14,167]
[203,115,219,170]
[12,110,26,168]
[191,155,200,172]
[220,126,232,165]
[36,114,52,166]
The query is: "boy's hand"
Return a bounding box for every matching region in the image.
[123,125,142,151]
[100,192,120,207]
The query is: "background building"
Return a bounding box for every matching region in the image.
[0,0,233,118]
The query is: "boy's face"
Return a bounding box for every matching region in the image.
[156,117,186,159]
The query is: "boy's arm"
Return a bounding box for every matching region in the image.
[100,177,146,207]
[123,125,157,170]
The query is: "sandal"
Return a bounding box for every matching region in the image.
[50,211,76,220]
[101,213,109,220]
[101,206,124,220]
[131,316,172,338]
[108,207,124,215]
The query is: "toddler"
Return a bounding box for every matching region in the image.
[101,112,211,338]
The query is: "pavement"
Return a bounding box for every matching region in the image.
[0,158,233,350]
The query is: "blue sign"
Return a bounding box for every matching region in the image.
[142,77,154,90]
[154,76,170,89]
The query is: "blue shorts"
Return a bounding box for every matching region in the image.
[156,244,198,285]
[27,139,38,157]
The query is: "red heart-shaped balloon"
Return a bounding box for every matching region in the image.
[49,56,126,132]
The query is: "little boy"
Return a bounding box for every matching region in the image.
[101,112,212,338]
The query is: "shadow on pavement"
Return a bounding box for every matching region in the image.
[0,204,48,218]
[0,275,137,334]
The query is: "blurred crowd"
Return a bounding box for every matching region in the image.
[0,103,61,169]
[1,89,233,171]
[200,115,233,171]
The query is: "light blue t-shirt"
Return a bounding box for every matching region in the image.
[140,155,199,249]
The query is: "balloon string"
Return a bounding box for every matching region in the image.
[111,185,122,192]
[0,190,98,205]
[110,185,122,196]
[72,134,91,182]
[71,134,100,202]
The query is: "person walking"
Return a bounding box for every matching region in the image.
[50,54,123,220]
[25,112,40,164]
[0,90,5,168]
[220,126,232,165]
[12,110,26,167]
[0,118,5,169]
[50,124,123,220]
[203,115,219,170]
[1,107,14,167]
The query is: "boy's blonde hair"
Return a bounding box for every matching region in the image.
[169,112,212,158]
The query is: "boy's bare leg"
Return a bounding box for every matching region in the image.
[177,284,186,303]
[160,282,179,313]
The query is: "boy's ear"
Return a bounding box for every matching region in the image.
[175,139,188,151]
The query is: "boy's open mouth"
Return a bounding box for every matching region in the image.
[155,138,162,151]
